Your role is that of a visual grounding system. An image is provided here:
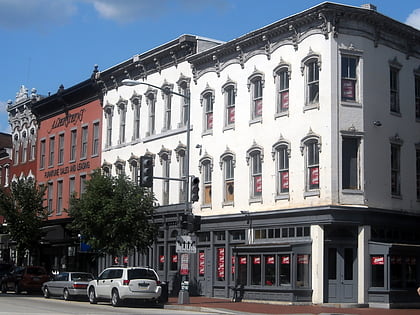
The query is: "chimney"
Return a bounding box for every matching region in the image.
[361,4,377,11]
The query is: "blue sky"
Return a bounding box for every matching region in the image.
[1,0,419,134]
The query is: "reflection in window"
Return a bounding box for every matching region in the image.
[264,255,275,286]
[251,255,261,285]
[279,254,291,285]
[296,254,310,287]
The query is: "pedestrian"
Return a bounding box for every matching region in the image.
[417,286,420,296]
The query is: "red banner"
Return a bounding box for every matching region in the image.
[217,248,225,279]
[199,252,205,276]
[255,176,262,193]
[281,171,289,189]
[228,107,235,124]
[310,167,319,185]
[255,99,262,117]
[159,255,165,263]
[342,79,355,99]
[253,256,261,265]
[180,253,189,275]
[240,256,247,265]
[281,256,290,264]
[281,91,289,109]
[371,256,384,265]
[207,113,213,129]
[172,255,178,263]
[266,256,275,264]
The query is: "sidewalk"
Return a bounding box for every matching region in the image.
[165,296,420,315]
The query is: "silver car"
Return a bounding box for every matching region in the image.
[42,272,94,300]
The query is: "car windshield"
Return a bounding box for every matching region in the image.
[71,273,94,281]
[128,269,157,281]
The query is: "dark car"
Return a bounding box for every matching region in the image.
[1,266,49,294]
[42,272,94,300]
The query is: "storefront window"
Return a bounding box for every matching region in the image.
[279,254,291,285]
[251,255,262,285]
[405,257,417,288]
[264,255,275,286]
[390,255,402,288]
[371,255,385,287]
[158,246,164,271]
[238,256,247,285]
[170,246,177,271]
[216,247,225,281]
[198,250,205,277]
[296,254,310,287]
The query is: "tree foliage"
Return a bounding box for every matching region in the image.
[68,170,157,256]
[0,179,47,266]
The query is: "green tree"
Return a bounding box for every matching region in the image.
[0,179,47,266]
[68,169,157,256]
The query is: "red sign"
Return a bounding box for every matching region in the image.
[253,256,261,265]
[207,113,213,129]
[217,248,225,279]
[281,91,289,109]
[180,253,189,275]
[298,254,309,264]
[199,252,205,276]
[310,167,319,185]
[159,255,165,263]
[113,257,119,264]
[255,176,262,193]
[281,171,289,189]
[172,255,178,263]
[342,79,355,99]
[281,256,290,264]
[123,256,128,264]
[266,256,275,264]
[228,107,235,123]
[240,256,247,265]
[255,99,262,117]
[371,256,384,265]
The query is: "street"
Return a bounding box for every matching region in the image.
[0,293,217,315]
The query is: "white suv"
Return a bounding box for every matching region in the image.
[87,266,162,307]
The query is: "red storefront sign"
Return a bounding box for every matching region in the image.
[266,256,275,264]
[297,254,309,264]
[199,252,205,276]
[217,248,225,278]
[371,256,384,265]
[240,257,247,265]
[253,256,261,264]
[159,255,165,263]
[281,256,290,264]
[171,255,178,263]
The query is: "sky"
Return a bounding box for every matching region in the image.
[0,0,419,134]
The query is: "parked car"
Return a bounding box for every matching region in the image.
[42,272,94,300]
[1,266,49,294]
[87,266,162,307]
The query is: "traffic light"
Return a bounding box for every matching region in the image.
[180,213,189,230]
[140,155,153,187]
[191,176,200,202]
[179,213,201,232]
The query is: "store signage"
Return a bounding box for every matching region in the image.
[371,256,384,265]
[266,256,275,264]
[298,254,309,264]
[199,252,205,276]
[180,253,189,275]
[49,109,86,132]
[217,248,225,278]
[281,256,290,264]
[159,255,165,263]
[176,235,196,253]
[44,161,91,179]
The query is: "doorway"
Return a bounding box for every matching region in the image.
[326,245,357,303]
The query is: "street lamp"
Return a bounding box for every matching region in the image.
[121,78,192,304]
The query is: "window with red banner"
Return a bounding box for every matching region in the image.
[279,254,291,285]
[309,167,319,189]
[264,255,275,286]
[371,255,384,287]
[198,251,205,276]
[217,248,225,281]
[280,91,289,111]
[280,171,289,192]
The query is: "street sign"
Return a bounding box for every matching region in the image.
[176,235,196,253]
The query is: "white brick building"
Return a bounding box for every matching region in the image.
[96,3,420,307]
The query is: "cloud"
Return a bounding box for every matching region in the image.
[0,0,78,30]
[406,8,420,30]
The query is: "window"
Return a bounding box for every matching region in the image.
[118,101,127,144]
[273,143,289,195]
[115,160,125,176]
[14,145,19,165]
[275,67,290,113]
[201,89,214,134]
[248,73,264,120]
[415,75,420,119]
[247,147,263,199]
[170,246,177,271]
[58,133,64,164]
[39,139,46,169]
[47,182,53,215]
[301,134,321,192]
[21,133,27,164]
[56,180,63,215]
[131,97,141,140]
[81,126,88,159]
[391,143,401,196]
[296,254,310,287]
[70,129,77,161]
[390,66,400,113]
[69,176,75,198]
[216,247,225,281]
[341,55,358,102]
[177,77,190,127]
[80,174,87,195]
[145,90,157,136]
[279,254,291,285]
[417,148,420,200]
[342,137,360,190]
[129,158,139,184]
[302,52,321,107]
[222,155,234,203]
[175,146,187,203]
[104,105,113,147]
[158,246,164,271]
[48,136,55,167]
[222,82,236,128]
[251,255,261,285]
[30,138,36,161]
[264,255,275,286]
[160,152,170,205]
[162,84,173,131]
[92,121,100,156]
[371,255,385,287]
[201,158,212,205]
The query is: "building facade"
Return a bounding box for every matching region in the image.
[0,132,12,262]
[30,76,102,273]
[94,2,420,308]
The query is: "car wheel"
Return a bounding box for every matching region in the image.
[63,288,71,301]
[88,287,97,304]
[43,286,50,298]
[14,282,20,294]
[111,289,121,307]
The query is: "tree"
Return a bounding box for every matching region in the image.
[68,169,157,256]
[0,179,47,266]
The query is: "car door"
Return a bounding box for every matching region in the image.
[53,273,68,296]
[95,269,112,298]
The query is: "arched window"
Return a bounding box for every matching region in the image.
[300,131,321,194]
[248,70,264,122]
[246,143,263,201]
[272,137,290,197]
[220,149,235,204]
